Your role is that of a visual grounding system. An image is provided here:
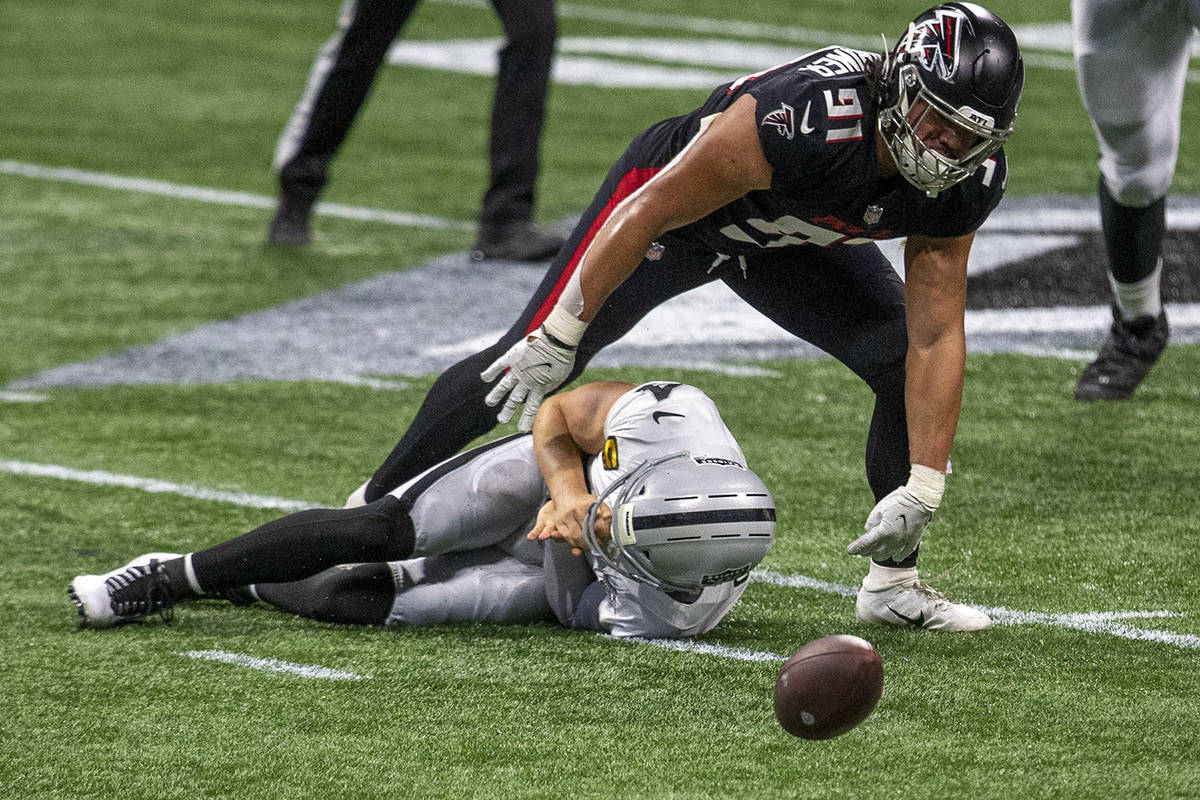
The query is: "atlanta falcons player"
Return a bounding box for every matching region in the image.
[1071,0,1196,400]
[354,3,1022,631]
[69,382,776,639]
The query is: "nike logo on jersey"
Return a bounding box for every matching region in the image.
[761,102,795,140]
[651,411,686,424]
[887,605,928,628]
[798,101,815,135]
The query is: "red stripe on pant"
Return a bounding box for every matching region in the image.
[524,166,662,335]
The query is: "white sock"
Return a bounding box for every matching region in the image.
[863,562,918,591]
[1110,259,1163,320]
[183,553,205,595]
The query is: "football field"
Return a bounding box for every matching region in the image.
[2,1,1199,797]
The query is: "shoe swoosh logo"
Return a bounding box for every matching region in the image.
[886,604,927,628]
[652,411,686,424]
[799,101,815,135]
[529,362,553,371]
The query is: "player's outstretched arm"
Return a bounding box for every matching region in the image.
[481,94,773,431]
[848,232,971,561]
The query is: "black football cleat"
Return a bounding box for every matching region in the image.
[470,222,564,263]
[266,190,315,247]
[1075,307,1168,401]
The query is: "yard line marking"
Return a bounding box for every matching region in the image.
[0,391,48,403]
[8,460,1192,652]
[432,0,1200,82]
[619,636,786,662]
[181,649,370,680]
[750,569,1199,651]
[0,160,473,232]
[0,460,321,512]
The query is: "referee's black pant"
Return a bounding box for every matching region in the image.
[275,0,557,232]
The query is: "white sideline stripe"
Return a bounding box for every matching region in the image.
[0,161,473,232]
[9,459,1194,653]
[0,460,321,512]
[181,649,370,680]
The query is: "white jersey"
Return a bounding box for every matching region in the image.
[585,382,752,639]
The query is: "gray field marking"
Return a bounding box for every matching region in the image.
[4,159,1200,391]
[19,458,1195,652]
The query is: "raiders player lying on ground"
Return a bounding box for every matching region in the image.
[68,381,776,639]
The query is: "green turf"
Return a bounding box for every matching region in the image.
[2,357,1199,799]
[3,0,1199,797]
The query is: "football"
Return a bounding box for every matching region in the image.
[773,634,884,740]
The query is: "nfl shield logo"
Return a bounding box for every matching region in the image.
[863,205,883,226]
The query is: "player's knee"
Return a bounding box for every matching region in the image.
[473,456,544,508]
[1104,170,1171,209]
[353,496,415,560]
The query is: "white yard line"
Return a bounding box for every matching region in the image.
[180,649,370,680]
[0,160,473,232]
[434,0,1200,81]
[11,459,1193,655]
[0,391,48,403]
[0,459,320,512]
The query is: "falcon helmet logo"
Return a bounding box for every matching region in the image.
[908,7,970,79]
[761,102,795,140]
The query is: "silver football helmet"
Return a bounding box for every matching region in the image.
[583,452,776,594]
[879,3,1024,196]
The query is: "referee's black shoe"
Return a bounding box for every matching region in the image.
[267,190,315,247]
[1075,306,1168,401]
[471,222,564,263]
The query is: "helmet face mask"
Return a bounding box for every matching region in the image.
[583,453,776,595]
[879,3,1025,196]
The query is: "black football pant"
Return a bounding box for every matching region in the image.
[276,0,556,231]
[364,132,913,539]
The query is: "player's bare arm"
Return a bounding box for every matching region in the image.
[903,231,971,473]
[481,95,774,431]
[846,230,971,563]
[528,382,635,552]
[574,93,774,321]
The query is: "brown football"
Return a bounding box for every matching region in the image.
[773,634,884,740]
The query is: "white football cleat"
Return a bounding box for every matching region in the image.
[855,565,992,632]
[68,552,182,629]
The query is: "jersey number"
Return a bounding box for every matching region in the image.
[719,215,875,249]
[823,89,863,143]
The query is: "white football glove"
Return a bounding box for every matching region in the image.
[846,486,934,561]
[481,326,576,431]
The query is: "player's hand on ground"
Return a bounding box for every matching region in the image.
[481,326,576,431]
[846,486,933,561]
[527,494,609,556]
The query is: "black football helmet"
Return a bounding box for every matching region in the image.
[879,2,1024,196]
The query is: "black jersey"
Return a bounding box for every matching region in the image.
[646,47,1007,256]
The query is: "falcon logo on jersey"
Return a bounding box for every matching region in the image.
[761,102,795,140]
[909,7,970,78]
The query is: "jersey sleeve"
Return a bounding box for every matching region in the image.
[602,382,744,465]
[747,77,830,195]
